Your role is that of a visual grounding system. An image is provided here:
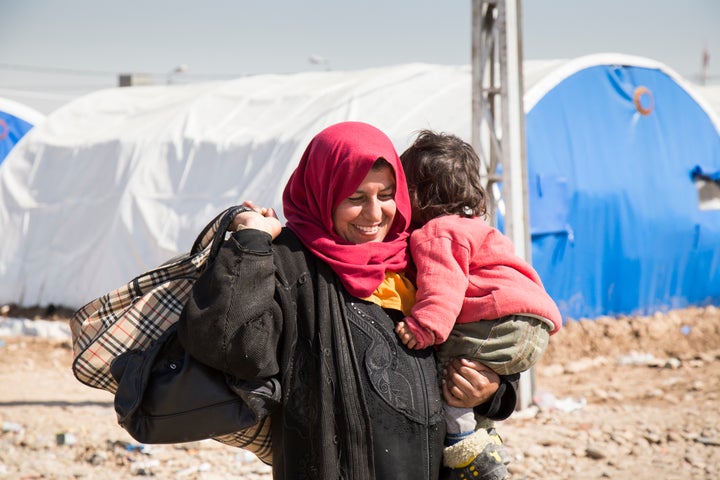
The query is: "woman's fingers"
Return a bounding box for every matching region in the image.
[443,361,472,400]
[443,380,467,407]
[231,202,282,239]
[265,207,279,219]
[242,200,279,219]
[442,358,500,407]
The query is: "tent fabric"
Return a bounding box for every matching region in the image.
[0,98,45,166]
[0,55,718,321]
[524,57,720,319]
[691,165,720,183]
[694,84,720,120]
[0,64,475,309]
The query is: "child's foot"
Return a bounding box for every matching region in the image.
[440,428,509,480]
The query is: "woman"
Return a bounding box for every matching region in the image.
[178,121,516,479]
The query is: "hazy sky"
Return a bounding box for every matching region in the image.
[1,0,718,114]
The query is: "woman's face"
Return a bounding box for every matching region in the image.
[332,164,397,244]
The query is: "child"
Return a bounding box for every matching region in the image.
[395,130,562,480]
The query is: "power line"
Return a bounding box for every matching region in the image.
[0,63,246,81]
[0,63,118,77]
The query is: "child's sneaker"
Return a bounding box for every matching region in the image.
[440,428,510,480]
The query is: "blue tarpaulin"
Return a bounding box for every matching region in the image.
[525,63,720,320]
[0,112,35,164]
[0,99,44,166]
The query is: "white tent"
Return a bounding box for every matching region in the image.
[694,83,720,118]
[0,63,476,308]
[1,56,718,312]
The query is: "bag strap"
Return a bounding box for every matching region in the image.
[190,205,253,256]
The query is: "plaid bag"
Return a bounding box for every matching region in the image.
[69,204,273,463]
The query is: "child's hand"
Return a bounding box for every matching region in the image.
[394,321,419,349]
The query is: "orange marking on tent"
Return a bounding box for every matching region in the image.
[633,86,653,115]
[0,119,8,140]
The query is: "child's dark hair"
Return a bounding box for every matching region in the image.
[400,130,487,225]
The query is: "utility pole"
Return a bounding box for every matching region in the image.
[471,0,534,410]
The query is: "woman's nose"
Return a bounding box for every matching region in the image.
[364,197,382,221]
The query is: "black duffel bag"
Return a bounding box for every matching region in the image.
[109,323,280,446]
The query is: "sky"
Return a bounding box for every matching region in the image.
[1,0,719,115]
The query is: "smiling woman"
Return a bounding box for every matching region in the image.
[177,121,516,479]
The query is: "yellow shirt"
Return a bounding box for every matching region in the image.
[363,272,416,316]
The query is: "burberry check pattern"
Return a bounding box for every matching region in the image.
[212,416,273,464]
[70,254,207,393]
[69,205,272,461]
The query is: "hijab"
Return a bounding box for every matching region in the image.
[283,121,412,298]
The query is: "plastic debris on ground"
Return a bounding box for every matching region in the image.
[56,432,76,446]
[130,459,161,476]
[533,390,587,413]
[0,317,71,339]
[2,421,24,434]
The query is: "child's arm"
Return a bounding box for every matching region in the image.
[405,230,470,348]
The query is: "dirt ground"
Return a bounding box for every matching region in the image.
[1,305,719,479]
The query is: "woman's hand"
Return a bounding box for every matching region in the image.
[231,201,282,239]
[442,358,500,408]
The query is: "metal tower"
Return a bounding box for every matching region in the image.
[471,0,534,409]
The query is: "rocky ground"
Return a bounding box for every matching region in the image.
[1,305,719,479]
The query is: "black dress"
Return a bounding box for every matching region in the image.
[179,227,445,479]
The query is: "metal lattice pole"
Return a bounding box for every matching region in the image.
[471,0,534,410]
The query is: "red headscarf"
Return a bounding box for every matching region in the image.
[283,121,412,298]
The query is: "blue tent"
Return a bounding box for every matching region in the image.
[0,98,44,166]
[523,55,720,320]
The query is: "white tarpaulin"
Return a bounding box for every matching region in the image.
[0,63,477,308]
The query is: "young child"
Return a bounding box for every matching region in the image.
[395,130,562,480]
